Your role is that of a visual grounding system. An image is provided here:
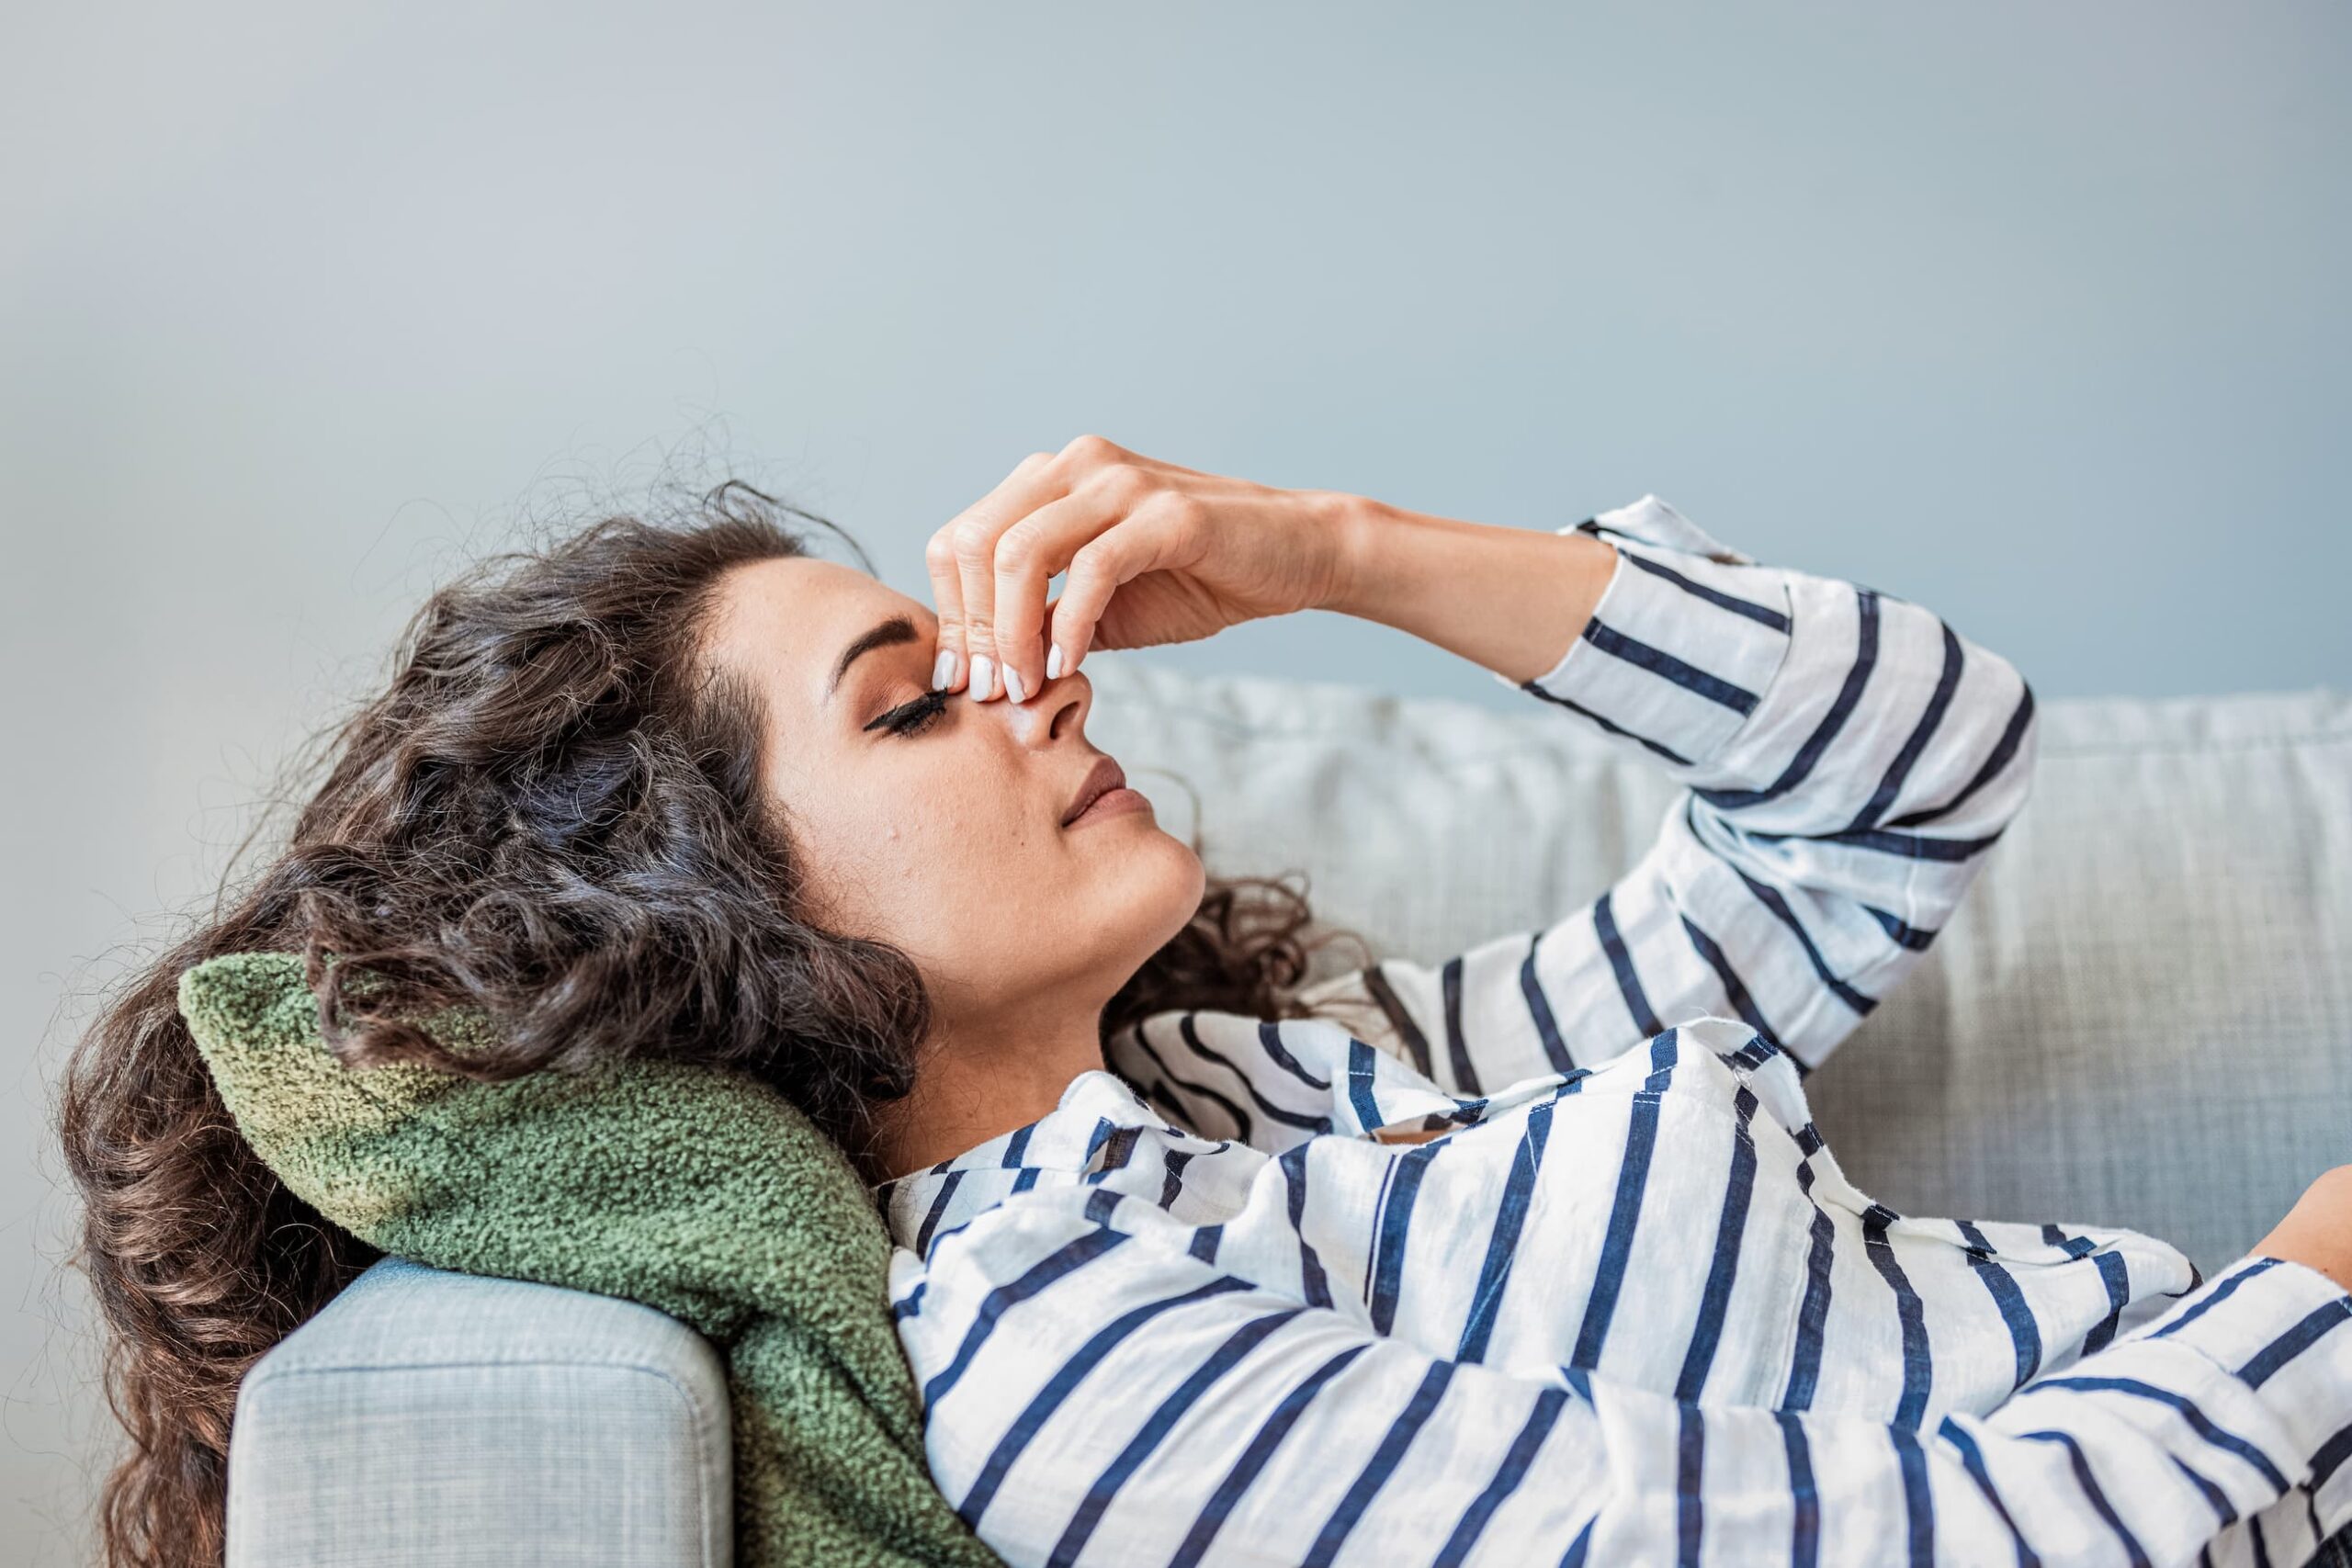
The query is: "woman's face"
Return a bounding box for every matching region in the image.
[703,554,1206,1033]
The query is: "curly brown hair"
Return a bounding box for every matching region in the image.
[54,480,1375,1568]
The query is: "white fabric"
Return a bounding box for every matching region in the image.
[875,498,2352,1567]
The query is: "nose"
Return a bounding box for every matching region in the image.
[1004,669,1091,745]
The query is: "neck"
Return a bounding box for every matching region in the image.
[853,1002,1110,1187]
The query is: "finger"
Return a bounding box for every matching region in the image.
[949,451,1063,700]
[1046,500,1197,676]
[921,525,969,691]
[989,477,1140,702]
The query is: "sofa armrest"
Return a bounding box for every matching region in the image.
[227,1255,732,1568]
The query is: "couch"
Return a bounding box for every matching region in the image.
[224,658,2352,1567]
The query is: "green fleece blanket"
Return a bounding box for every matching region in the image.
[178,950,1007,1568]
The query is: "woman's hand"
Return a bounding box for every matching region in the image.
[923,434,1357,703]
[2254,1164,2352,1294]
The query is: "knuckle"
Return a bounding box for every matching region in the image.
[951,517,994,560]
[993,524,1036,577]
[923,531,960,575]
[1063,432,1119,464]
[1152,490,1207,530]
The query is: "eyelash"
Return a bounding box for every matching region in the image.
[871,688,951,738]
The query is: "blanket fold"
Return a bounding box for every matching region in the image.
[178,949,1005,1568]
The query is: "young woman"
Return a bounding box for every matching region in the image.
[61,437,2351,1568]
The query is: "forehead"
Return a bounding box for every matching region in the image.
[704,556,934,714]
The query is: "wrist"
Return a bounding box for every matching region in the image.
[1314,490,1392,618]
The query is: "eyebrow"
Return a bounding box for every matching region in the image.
[826,614,922,703]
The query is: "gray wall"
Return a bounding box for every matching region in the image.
[6,3,2346,1560]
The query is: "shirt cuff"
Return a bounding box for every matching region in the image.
[2119,1253,2352,1478]
[1490,495,1796,773]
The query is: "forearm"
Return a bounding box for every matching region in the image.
[1325,493,1620,685]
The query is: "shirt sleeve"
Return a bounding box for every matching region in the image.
[897,1192,2352,1567]
[1294,493,2040,1093]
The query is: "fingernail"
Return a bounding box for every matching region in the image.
[1004,662,1026,704]
[933,649,957,690]
[1046,644,1064,681]
[969,653,993,700]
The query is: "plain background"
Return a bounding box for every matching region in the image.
[6,4,2347,1561]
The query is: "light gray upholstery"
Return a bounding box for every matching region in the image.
[225,1255,731,1568]
[225,668,2351,1565]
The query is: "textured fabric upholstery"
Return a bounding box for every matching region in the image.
[226,667,2349,1564]
[227,1255,731,1568]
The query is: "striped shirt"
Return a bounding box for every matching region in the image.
[874,496,2352,1568]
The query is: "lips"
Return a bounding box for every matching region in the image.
[1060,755,1128,828]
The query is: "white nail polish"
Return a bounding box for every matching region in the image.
[970,653,993,700]
[1046,644,1064,681]
[1004,663,1026,704]
[933,649,956,690]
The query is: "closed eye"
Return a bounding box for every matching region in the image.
[866,688,951,738]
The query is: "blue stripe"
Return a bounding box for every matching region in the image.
[1441,955,1479,1093]
[1865,904,1939,952]
[1890,1424,1936,1568]
[1278,1141,1335,1307]
[1001,1124,1034,1168]
[916,1168,967,1257]
[2166,1454,2236,1526]
[923,1224,1130,1407]
[1046,1306,1307,1568]
[1676,1405,1705,1568]
[1679,911,1783,1052]
[2238,1297,2352,1388]
[1558,1517,1596,1568]
[2153,1258,2282,1339]
[1695,586,1880,810]
[1675,1087,1760,1402]
[1747,821,2007,862]
[1957,1220,2043,1392]
[1360,963,1435,1080]
[1177,1011,1333,1134]
[1456,1100,1559,1361]
[1256,1020,1332,1091]
[2312,1420,2352,1490]
[1778,1413,1820,1568]
[1846,618,1963,832]
[1159,1148,1196,1209]
[1889,681,2036,829]
[1167,1343,1373,1568]
[1127,1020,1254,1142]
[2018,1429,2151,1568]
[1521,680,1697,764]
[1936,1416,2041,1568]
[1732,864,1878,1017]
[1303,1360,1460,1567]
[1620,547,1792,631]
[2083,1250,2131,1355]
[1780,1161,1837,1411]
[1581,617,1761,715]
[1571,1030,1677,1369]
[956,1275,1255,1528]
[1520,929,1574,1073]
[1861,1201,1934,1429]
[1433,1387,1570,1567]
[1346,1039,1385,1132]
[1368,1139,1447,1334]
[1594,890,1664,1037]
[2027,1377,2290,1491]
[1187,1223,1222,1265]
